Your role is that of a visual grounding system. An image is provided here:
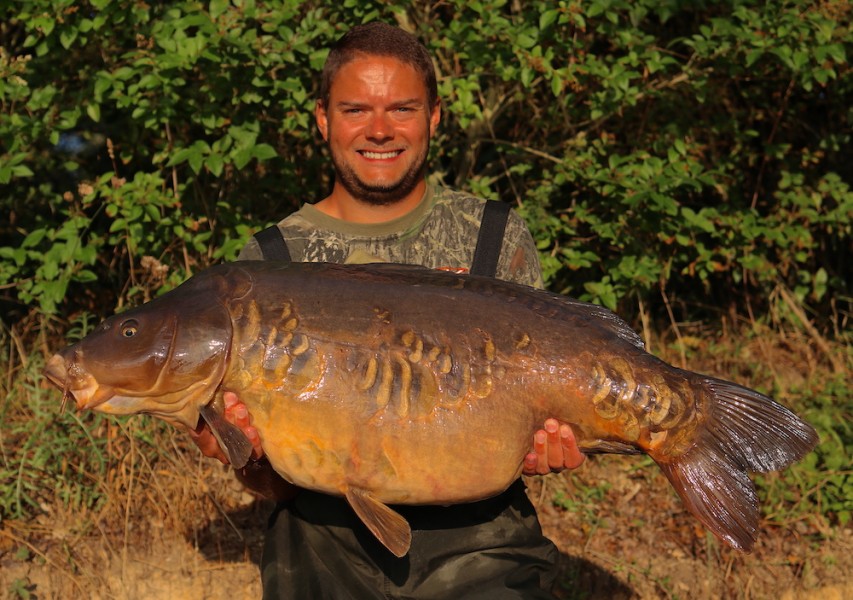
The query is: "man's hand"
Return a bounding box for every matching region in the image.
[187,392,264,465]
[522,419,585,476]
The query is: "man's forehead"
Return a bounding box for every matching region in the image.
[329,55,429,102]
[334,55,419,80]
[342,51,413,70]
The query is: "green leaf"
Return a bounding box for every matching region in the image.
[12,165,35,179]
[87,103,101,123]
[551,74,563,97]
[210,0,230,19]
[188,148,204,174]
[22,229,47,248]
[205,154,224,177]
[539,9,559,31]
[232,147,254,169]
[60,29,77,49]
[252,144,278,161]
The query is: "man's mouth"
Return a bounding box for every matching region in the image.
[360,150,403,160]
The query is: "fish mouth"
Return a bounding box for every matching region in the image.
[43,354,116,411]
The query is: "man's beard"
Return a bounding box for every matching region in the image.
[330,147,428,207]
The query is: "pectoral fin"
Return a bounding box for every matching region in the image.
[345,487,412,558]
[579,439,643,455]
[199,402,253,469]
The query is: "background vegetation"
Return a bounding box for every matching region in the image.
[1,0,850,597]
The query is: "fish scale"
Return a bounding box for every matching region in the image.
[43,261,818,558]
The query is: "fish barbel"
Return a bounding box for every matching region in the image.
[43,262,818,557]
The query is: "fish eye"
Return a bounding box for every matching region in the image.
[121,320,139,338]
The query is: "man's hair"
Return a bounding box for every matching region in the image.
[319,22,438,110]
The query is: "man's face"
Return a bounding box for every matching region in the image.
[316,55,441,206]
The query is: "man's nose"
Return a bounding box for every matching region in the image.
[365,111,394,142]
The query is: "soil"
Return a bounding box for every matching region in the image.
[2,454,850,600]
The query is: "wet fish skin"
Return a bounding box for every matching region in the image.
[43,261,818,557]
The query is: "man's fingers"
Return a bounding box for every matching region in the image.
[231,403,249,428]
[544,419,563,470]
[519,432,546,476]
[522,452,538,476]
[559,424,585,469]
[245,425,264,459]
[533,430,551,475]
[223,391,239,409]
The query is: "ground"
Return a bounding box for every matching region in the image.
[2,453,850,600]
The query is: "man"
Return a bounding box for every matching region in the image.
[192,22,584,599]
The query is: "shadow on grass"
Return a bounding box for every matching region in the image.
[192,498,273,565]
[553,552,635,599]
[193,499,635,599]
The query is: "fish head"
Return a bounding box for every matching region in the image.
[43,270,239,428]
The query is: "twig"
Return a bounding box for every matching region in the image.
[477,87,522,205]
[660,278,687,369]
[744,284,782,383]
[776,284,844,374]
[484,138,564,164]
[207,491,245,542]
[122,420,137,589]
[638,293,653,353]
[751,78,795,209]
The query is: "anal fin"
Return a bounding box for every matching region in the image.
[345,487,412,558]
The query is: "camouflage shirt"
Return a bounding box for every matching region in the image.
[238,184,543,288]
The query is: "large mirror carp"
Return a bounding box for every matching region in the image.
[44,262,818,557]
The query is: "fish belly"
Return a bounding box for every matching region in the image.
[242,378,542,505]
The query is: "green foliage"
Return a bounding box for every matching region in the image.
[0,355,110,520]
[1,0,340,318]
[1,0,850,328]
[426,0,851,320]
[0,327,194,525]
[756,373,852,529]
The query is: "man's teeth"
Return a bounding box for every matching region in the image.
[362,150,399,159]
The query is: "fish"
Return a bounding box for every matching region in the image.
[43,261,818,557]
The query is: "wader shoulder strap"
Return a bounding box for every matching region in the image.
[253,225,292,262]
[470,201,511,277]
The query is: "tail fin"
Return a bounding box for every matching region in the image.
[656,377,818,552]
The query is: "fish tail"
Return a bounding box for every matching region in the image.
[654,376,818,552]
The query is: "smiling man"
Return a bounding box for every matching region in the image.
[192,22,584,599]
[314,53,439,215]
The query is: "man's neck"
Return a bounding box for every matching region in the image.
[314,180,428,224]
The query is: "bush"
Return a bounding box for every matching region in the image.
[0,0,849,331]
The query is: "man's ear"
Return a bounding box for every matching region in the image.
[428,100,441,138]
[315,100,329,141]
